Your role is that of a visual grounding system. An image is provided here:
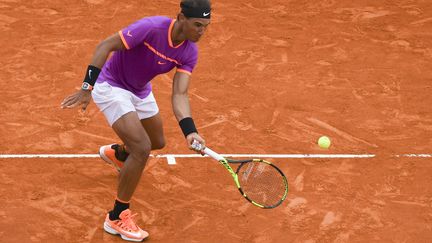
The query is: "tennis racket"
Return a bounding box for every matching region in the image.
[192,142,288,209]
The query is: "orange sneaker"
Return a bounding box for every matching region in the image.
[99,144,125,172]
[104,209,149,242]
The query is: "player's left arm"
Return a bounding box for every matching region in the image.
[171,71,205,152]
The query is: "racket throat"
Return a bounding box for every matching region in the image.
[219,160,241,188]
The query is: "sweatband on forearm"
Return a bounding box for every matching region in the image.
[179,117,198,137]
[83,65,101,86]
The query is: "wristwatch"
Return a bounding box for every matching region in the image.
[81,82,93,91]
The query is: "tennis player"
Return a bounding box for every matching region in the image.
[61,0,210,241]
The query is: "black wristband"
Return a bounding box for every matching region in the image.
[83,65,101,86]
[179,117,198,137]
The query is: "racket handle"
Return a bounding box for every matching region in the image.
[191,140,224,161]
[202,147,225,161]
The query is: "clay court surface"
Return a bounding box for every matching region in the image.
[1,0,432,242]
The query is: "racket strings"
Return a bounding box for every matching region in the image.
[238,161,286,207]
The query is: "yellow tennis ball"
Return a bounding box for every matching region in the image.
[318,136,331,149]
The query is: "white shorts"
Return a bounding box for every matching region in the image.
[92,82,159,126]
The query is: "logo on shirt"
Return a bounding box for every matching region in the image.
[203,12,210,17]
[127,30,133,37]
[158,61,167,65]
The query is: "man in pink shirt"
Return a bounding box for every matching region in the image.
[61,0,211,241]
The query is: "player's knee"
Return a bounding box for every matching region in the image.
[129,142,151,162]
[152,137,165,150]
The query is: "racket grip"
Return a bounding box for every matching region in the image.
[192,140,224,161]
[202,147,225,161]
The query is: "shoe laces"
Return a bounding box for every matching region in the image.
[117,210,139,232]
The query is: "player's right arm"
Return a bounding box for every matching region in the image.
[88,33,127,68]
[60,33,126,111]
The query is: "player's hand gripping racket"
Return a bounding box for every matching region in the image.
[192,141,288,209]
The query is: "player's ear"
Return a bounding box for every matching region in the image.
[178,13,186,22]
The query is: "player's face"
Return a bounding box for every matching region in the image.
[183,18,210,42]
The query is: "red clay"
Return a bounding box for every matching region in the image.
[1,0,432,242]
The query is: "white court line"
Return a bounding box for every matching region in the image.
[0,154,101,158]
[0,153,431,165]
[0,153,375,159]
[396,154,432,158]
[161,154,376,158]
[166,156,177,165]
[0,153,375,165]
